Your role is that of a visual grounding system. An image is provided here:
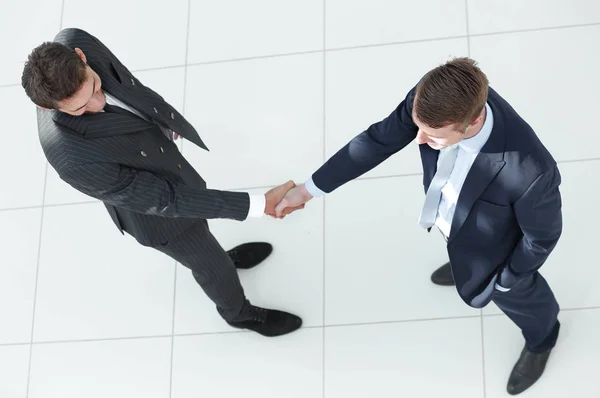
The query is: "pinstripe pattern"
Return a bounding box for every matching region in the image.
[37,28,251,247]
[35,28,254,320]
[153,220,249,321]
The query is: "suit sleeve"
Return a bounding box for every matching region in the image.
[311,86,419,193]
[60,162,251,221]
[499,166,563,287]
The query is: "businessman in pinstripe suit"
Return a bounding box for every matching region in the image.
[21,28,302,337]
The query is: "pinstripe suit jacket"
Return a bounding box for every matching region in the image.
[37,28,250,247]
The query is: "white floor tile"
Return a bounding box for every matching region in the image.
[325,177,479,325]
[467,0,600,35]
[136,67,186,115]
[33,203,176,342]
[184,53,323,189]
[0,87,47,209]
[326,0,467,49]
[174,188,323,334]
[43,149,138,207]
[188,0,322,63]
[0,345,30,398]
[483,309,600,397]
[325,39,469,180]
[325,317,483,398]
[44,165,96,206]
[29,337,171,398]
[62,0,189,71]
[485,160,600,315]
[172,328,322,398]
[0,209,41,344]
[3,2,600,396]
[471,25,600,162]
[0,0,62,85]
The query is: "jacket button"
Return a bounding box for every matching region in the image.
[177,164,182,169]
[130,78,135,86]
[170,112,175,120]
[153,107,158,113]
[141,151,147,157]
[160,147,164,153]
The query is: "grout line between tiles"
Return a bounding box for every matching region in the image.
[4,20,600,89]
[464,0,471,55]
[465,14,485,396]
[122,20,600,75]
[1,155,600,213]
[2,154,600,213]
[168,261,178,398]
[27,334,175,346]
[469,21,600,39]
[0,200,100,213]
[482,305,600,318]
[0,341,31,347]
[324,314,482,329]
[322,2,327,397]
[7,306,600,348]
[169,1,193,395]
[25,3,66,396]
[480,310,487,398]
[556,157,600,165]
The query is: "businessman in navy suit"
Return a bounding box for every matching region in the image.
[276,58,562,395]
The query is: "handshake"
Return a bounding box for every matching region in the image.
[264,180,313,219]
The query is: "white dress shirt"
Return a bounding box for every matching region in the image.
[103,91,265,218]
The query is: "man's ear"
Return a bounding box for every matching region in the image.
[469,115,482,127]
[469,107,486,127]
[74,47,87,63]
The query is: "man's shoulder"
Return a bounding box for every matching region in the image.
[37,108,86,169]
[54,28,96,50]
[488,87,556,168]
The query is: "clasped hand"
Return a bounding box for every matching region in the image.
[264,181,313,219]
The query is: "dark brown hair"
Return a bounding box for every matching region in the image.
[21,42,88,109]
[414,57,488,131]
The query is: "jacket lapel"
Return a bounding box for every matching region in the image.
[99,60,209,150]
[448,105,506,242]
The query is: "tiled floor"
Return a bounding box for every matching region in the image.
[1,1,599,397]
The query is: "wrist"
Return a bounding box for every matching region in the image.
[247,194,266,218]
[299,184,313,201]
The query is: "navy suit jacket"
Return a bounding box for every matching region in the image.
[312,86,562,308]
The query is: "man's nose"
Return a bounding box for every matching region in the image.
[416,130,428,145]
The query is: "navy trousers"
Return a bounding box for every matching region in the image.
[491,271,560,353]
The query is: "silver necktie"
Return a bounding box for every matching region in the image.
[418,145,459,229]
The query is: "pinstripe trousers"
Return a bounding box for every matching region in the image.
[152,220,250,322]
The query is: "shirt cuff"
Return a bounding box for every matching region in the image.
[247,194,266,218]
[494,283,511,292]
[304,177,326,197]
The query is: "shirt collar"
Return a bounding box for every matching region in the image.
[458,103,494,154]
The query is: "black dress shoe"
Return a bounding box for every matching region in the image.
[507,346,553,395]
[227,306,302,337]
[227,242,273,269]
[430,262,455,286]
